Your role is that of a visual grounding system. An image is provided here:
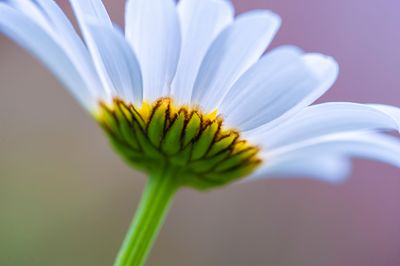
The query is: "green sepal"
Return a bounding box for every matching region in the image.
[130,108,146,130]
[207,133,238,157]
[107,137,147,171]
[169,144,192,166]
[147,101,168,147]
[180,173,225,190]
[161,111,185,155]
[191,121,219,160]
[114,105,140,150]
[207,161,261,184]
[133,122,163,159]
[187,151,229,173]
[214,148,259,172]
[183,112,201,146]
[100,105,119,133]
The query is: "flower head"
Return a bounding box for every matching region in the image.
[1,0,400,188]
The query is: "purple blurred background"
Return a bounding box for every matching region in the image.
[1,0,400,265]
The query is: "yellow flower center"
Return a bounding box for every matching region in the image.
[96,97,262,190]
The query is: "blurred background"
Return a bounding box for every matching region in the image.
[1,0,400,265]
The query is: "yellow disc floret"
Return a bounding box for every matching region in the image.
[96,97,262,190]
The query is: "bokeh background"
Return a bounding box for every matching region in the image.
[1,0,400,265]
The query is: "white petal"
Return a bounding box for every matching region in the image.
[249,102,400,149]
[69,0,117,98]
[220,46,320,130]
[369,104,400,129]
[6,0,51,31]
[264,132,400,169]
[85,24,143,105]
[171,0,234,105]
[247,131,400,183]
[68,0,111,26]
[31,0,105,99]
[245,53,338,134]
[191,10,281,112]
[125,0,181,102]
[6,1,104,99]
[0,4,95,109]
[248,155,351,183]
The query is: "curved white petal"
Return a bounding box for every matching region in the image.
[248,155,351,183]
[245,53,338,134]
[220,46,322,130]
[68,0,111,26]
[265,132,400,169]
[0,4,95,109]
[125,0,181,102]
[191,10,281,112]
[7,0,104,100]
[6,0,51,31]
[69,0,118,99]
[247,132,400,183]
[249,102,400,149]
[171,0,234,105]
[86,23,143,105]
[369,104,400,129]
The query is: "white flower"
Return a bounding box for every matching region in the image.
[1,0,400,186]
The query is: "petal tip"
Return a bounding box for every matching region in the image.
[303,53,339,81]
[239,9,282,28]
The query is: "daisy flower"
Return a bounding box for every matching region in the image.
[1,0,400,265]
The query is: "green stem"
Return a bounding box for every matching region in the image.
[114,167,179,266]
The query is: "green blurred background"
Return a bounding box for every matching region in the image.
[1,0,400,265]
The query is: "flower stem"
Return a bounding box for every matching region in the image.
[114,167,179,266]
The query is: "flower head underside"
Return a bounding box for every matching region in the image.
[97,97,261,190]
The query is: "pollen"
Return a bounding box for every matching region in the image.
[96,97,262,190]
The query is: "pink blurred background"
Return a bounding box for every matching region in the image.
[1,0,400,265]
